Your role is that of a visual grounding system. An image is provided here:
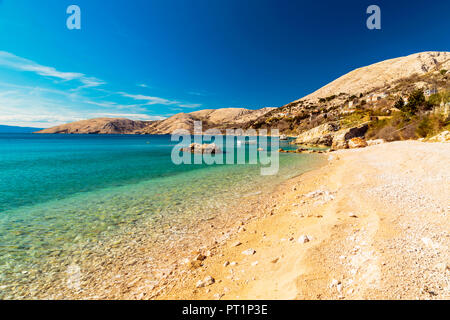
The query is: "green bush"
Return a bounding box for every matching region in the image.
[394,97,405,110]
[428,93,441,106]
[402,89,433,114]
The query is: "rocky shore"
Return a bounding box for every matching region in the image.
[16,140,448,300]
[151,141,449,300]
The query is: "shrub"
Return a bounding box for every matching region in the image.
[402,89,426,115]
[428,93,441,106]
[415,114,448,138]
[394,97,405,110]
[441,69,447,76]
[376,125,401,141]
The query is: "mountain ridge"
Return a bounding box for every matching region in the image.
[36,51,450,137]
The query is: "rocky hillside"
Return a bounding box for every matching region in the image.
[248,51,450,142]
[139,107,274,134]
[36,52,449,141]
[36,108,274,135]
[299,51,450,102]
[36,118,150,134]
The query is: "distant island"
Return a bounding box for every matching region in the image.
[0,125,43,133]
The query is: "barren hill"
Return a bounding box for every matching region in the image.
[36,52,449,137]
[36,108,275,135]
[299,51,450,102]
[248,51,450,138]
[139,107,274,134]
[36,118,150,134]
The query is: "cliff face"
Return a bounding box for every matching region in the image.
[35,118,150,134]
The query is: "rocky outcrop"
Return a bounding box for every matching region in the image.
[295,123,340,146]
[182,143,222,154]
[427,131,450,143]
[331,124,369,150]
[348,137,368,149]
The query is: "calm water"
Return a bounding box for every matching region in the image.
[0,133,324,298]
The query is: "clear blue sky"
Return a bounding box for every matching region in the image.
[0,0,449,127]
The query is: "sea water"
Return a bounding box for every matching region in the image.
[0,133,324,298]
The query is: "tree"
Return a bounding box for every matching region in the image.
[440,69,447,76]
[394,97,405,110]
[403,89,426,115]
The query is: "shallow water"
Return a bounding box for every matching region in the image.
[0,133,324,298]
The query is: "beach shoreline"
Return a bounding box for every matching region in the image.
[151,140,449,300]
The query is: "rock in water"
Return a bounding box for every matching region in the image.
[182,143,222,154]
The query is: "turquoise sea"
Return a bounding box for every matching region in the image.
[0,133,324,298]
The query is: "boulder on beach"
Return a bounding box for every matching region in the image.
[331,124,368,150]
[348,137,368,149]
[295,123,340,146]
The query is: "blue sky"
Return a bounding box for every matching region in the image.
[0,0,449,128]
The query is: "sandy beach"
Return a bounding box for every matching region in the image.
[151,141,449,300]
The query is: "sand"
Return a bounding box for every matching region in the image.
[153,141,450,300]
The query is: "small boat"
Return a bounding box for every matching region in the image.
[279,134,288,141]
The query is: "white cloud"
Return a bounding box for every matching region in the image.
[0,90,84,127]
[118,92,178,106]
[178,103,202,108]
[0,51,105,88]
[0,52,205,127]
[119,92,203,109]
[90,113,166,121]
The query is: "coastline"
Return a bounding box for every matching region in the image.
[152,141,450,300]
[6,149,323,300]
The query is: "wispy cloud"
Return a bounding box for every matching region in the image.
[187,91,208,96]
[178,103,202,108]
[119,92,203,109]
[0,91,85,127]
[0,51,204,127]
[0,51,105,88]
[118,92,179,106]
[90,113,166,121]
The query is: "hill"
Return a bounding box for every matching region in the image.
[35,118,150,134]
[247,51,450,142]
[36,108,275,135]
